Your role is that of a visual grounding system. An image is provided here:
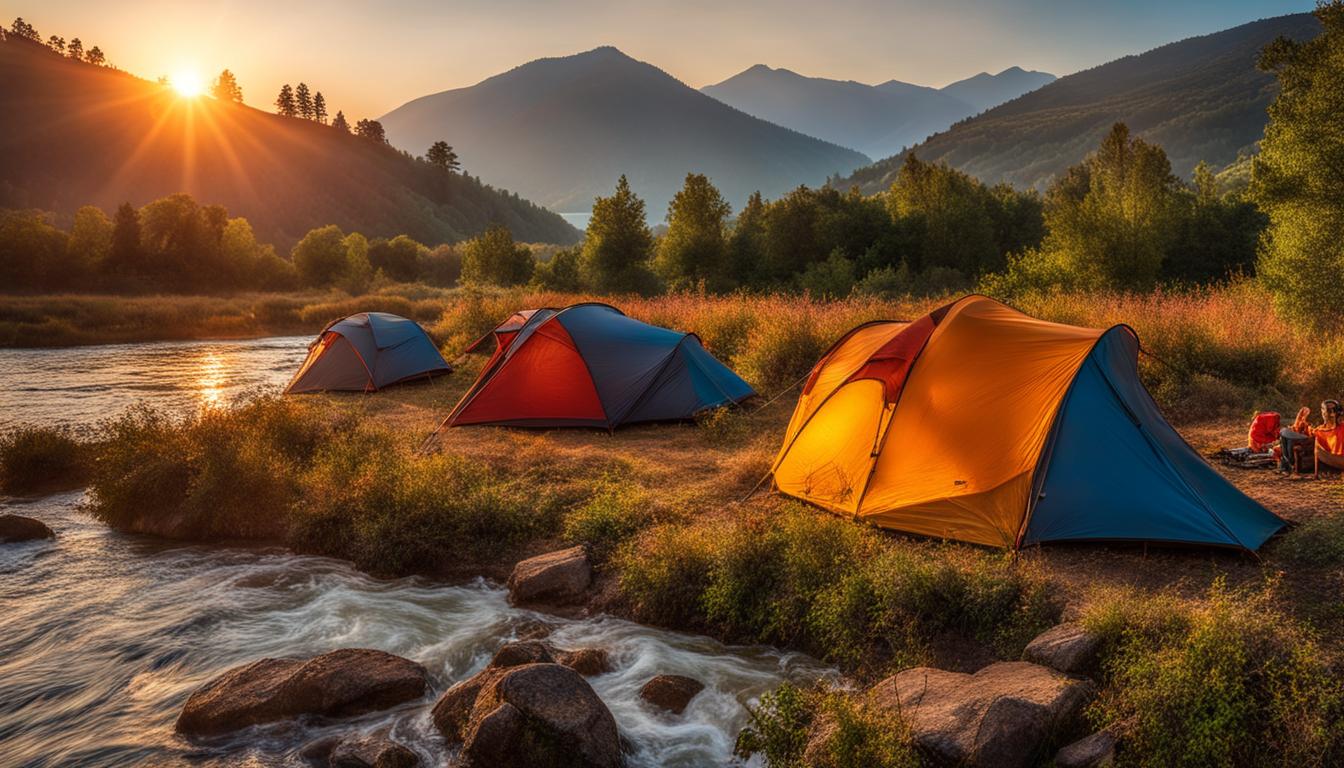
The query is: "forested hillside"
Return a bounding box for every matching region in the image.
[841,13,1321,193]
[0,35,579,247]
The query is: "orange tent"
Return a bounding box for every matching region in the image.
[770,295,1285,550]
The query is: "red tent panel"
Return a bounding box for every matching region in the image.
[452,319,606,425]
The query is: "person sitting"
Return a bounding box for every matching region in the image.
[1314,399,1344,477]
[1278,406,1314,473]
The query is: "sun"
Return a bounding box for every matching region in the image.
[170,70,205,98]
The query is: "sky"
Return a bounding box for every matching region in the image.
[25,0,1312,119]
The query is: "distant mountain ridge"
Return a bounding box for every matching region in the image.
[378,47,870,219]
[0,35,579,247]
[840,12,1321,194]
[701,65,1054,159]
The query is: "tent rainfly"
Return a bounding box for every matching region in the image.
[770,295,1286,551]
[285,312,451,394]
[444,303,755,429]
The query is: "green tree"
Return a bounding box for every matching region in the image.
[275,84,296,117]
[654,173,733,291]
[312,91,327,124]
[340,232,373,294]
[1253,1,1344,327]
[1166,162,1265,283]
[727,191,768,288]
[886,154,1001,277]
[531,247,583,291]
[580,176,658,294]
[1042,123,1181,290]
[295,82,313,119]
[461,224,534,286]
[0,210,72,291]
[9,18,38,41]
[291,225,347,286]
[418,244,461,287]
[68,205,113,274]
[138,194,229,290]
[368,234,425,283]
[210,69,243,103]
[331,111,349,133]
[426,141,459,172]
[798,248,856,298]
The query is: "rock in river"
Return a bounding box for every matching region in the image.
[506,546,592,606]
[176,648,429,736]
[432,641,622,768]
[639,674,704,715]
[0,513,54,543]
[867,661,1094,768]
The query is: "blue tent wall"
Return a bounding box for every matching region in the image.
[1023,328,1286,549]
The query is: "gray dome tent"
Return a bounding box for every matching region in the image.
[285,312,451,394]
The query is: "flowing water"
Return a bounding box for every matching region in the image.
[0,338,835,766]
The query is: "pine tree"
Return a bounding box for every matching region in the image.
[295,82,313,120]
[354,119,386,144]
[66,37,82,60]
[312,91,327,124]
[654,173,732,291]
[331,111,350,133]
[275,84,296,117]
[210,69,243,103]
[426,141,460,172]
[85,46,105,66]
[47,35,64,54]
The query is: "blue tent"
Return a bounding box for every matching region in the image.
[447,303,755,428]
[285,312,451,394]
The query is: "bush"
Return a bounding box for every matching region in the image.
[735,683,919,768]
[87,398,335,539]
[291,433,559,574]
[1273,515,1344,567]
[562,477,655,561]
[0,426,87,494]
[1082,581,1344,767]
[615,505,1057,670]
[734,316,826,392]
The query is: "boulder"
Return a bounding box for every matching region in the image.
[869,661,1094,768]
[506,546,591,605]
[434,660,622,768]
[1023,622,1102,676]
[0,513,54,543]
[639,675,704,715]
[555,647,612,677]
[330,733,421,768]
[431,641,558,741]
[1055,728,1118,768]
[176,649,429,736]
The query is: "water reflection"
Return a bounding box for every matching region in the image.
[0,337,309,428]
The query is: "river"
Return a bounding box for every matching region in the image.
[0,337,834,767]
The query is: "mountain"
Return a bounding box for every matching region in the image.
[939,66,1057,114]
[378,47,869,218]
[841,13,1322,195]
[700,66,976,160]
[0,36,580,247]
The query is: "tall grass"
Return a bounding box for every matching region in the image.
[0,426,89,494]
[615,505,1057,672]
[84,396,567,574]
[735,683,919,768]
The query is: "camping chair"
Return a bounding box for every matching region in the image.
[1316,445,1344,479]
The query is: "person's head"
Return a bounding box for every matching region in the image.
[1323,400,1342,425]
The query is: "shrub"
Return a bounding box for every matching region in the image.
[562,477,655,561]
[87,398,334,539]
[1082,581,1344,767]
[734,315,826,392]
[615,505,1057,669]
[291,433,558,574]
[0,426,87,494]
[696,406,752,446]
[735,683,919,768]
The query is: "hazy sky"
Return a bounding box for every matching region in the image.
[28,0,1311,119]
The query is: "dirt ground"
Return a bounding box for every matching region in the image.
[335,356,1343,644]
